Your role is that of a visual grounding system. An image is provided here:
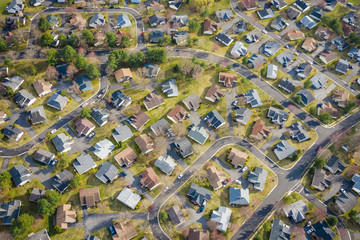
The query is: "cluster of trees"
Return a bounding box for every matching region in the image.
[38,17,52,32]
[0,38,8,51]
[313,158,326,168]
[189,0,214,12]
[189,21,201,33]
[174,59,204,79]
[348,32,360,45]
[11,214,34,239]
[322,16,344,36]
[0,171,12,191]
[37,190,61,217]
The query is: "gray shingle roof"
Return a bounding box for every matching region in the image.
[90,107,109,126]
[52,133,72,153]
[248,167,268,192]
[267,107,289,125]
[188,126,209,145]
[269,219,291,240]
[155,155,177,175]
[111,90,132,108]
[205,110,226,129]
[52,169,74,193]
[29,106,47,125]
[9,164,31,187]
[15,89,36,108]
[325,155,346,174]
[95,162,119,184]
[187,183,212,205]
[235,107,252,125]
[335,192,358,213]
[47,92,69,110]
[274,140,297,160]
[289,122,309,142]
[112,124,133,143]
[150,118,171,136]
[117,14,131,28]
[283,200,308,222]
[34,148,55,165]
[244,89,262,107]
[167,205,186,225]
[297,89,315,106]
[0,200,21,225]
[117,187,141,209]
[2,75,23,91]
[73,154,96,175]
[25,229,51,240]
[174,137,194,158]
[229,187,249,206]
[162,79,178,97]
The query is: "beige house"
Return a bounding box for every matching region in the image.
[55,204,76,229]
[114,68,133,83]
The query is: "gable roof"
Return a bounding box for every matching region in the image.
[248,167,268,191]
[248,54,266,68]
[52,133,72,153]
[149,30,165,43]
[182,94,202,111]
[56,204,76,229]
[26,229,50,240]
[188,126,209,145]
[300,16,317,29]
[114,147,137,167]
[311,168,332,191]
[114,68,133,82]
[47,92,69,110]
[203,19,217,34]
[155,155,177,175]
[162,78,178,97]
[235,107,252,125]
[0,200,21,225]
[335,59,349,75]
[302,37,317,52]
[2,75,24,91]
[228,148,248,168]
[295,62,312,79]
[230,41,247,58]
[29,188,46,203]
[74,118,95,136]
[90,107,109,126]
[276,51,295,66]
[325,155,346,174]
[244,89,262,107]
[140,167,161,190]
[9,164,31,187]
[313,221,336,240]
[131,111,150,130]
[74,154,96,175]
[167,205,186,225]
[216,32,234,46]
[205,84,224,102]
[289,122,309,142]
[211,206,232,232]
[257,8,275,19]
[270,17,288,31]
[111,90,132,109]
[53,170,74,193]
[144,92,164,110]
[33,79,52,97]
[215,9,234,20]
[267,107,289,124]
[15,89,36,107]
[89,13,105,28]
[3,125,23,141]
[79,187,100,207]
[117,187,141,209]
[113,222,137,240]
[285,29,305,40]
[174,137,194,158]
[205,110,226,129]
[335,191,358,213]
[188,228,210,240]
[144,62,160,78]
[207,167,227,190]
[34,148,55,165]
[134,134,154,154]
[29,105,47,125]
[75,75,93,92]
[167,105,186,124]
[250,120,271,139]
[150,118,171,136]
[283,200,308,222]
[112,124,133,143]
[187,183,212,205]
[274,140,297,160]
[95,162,119,184]
[116,14,131,28]
[229,187,249,206]
[297,89,315,106]
[287,6,301,20]
[269,219,291,240]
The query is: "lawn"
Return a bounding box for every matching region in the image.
[0,124,31,148]
[51,227,85,240]
[323,5,350,21]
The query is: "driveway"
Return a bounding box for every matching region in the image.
[13,111,37,138]
[63,124,91,155]
[260,128,285,152]
[224,87,237,136]
[0,158,10,173]
[55,80,83,104]
[313,83,336,102]
[123,168,154,202]
[168,143,188,169]
[323,175,352,204]
[188,111,218,139]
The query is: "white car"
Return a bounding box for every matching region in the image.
[164,187,169,192]
[307,226,315,235]
[340,188,346,195]
[235,179,241,185]
[178,174,183,179]
[241,166,248,172]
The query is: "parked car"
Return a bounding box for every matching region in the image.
[164,187,169,192]
[317,146,322,152]
[187,123,195,130]
[235,179,241,185]
[232,100,238,106]
[241,166,248,172]
[88,132,95,138]
[307,226,315,234]
[199,200,207,212]
[178,174,183,179]
[340,188,346,195]
[109,226,116,235]
[121,171,127,177]
[125,118,132,124]
[233,106,240,110]
[149,205,154,212]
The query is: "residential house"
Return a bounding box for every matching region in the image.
[89,13,105,28]
[9,164,31,187]
[271,0,287,10]
[248,167,268,191]
[318,102,338,118]
[216,32,234,46]
[29,106,47,125]
[325,0,337,11]
[325,155,346,174]
[276,51,295,67]
[75,75,92,92]
[14,90,36,108]
[299,16,317,29]
[245,30,263,43]
[250,120,271,140]
[188,228,210,240]
[171,15,188,27]
[294,0,310,12]
[155,155,177,175]
[90,107,109,127]
[111,90,132,109]
[167,205,185,226]
[147,2,165,13]
[187,183,212,205]
[56,63,69,80]
[271,17,288,31]
[242,0,258,10]
[234,107,252,125]
[348,47,360,62]
[343,11,358,27]
[0,200,21,225]
[335,192,358,213]
[46,92,69,111]
[309,8,325,21]
[150,31,164,43]
[46,15,59,28]
[150,118,171,136]
[288,122,310,142]
[79,187,100,207]
[335,59,349,75]
[112,124,133,143]
[285,29,305,41]
[114,68,133,83]
[312,221,336,240]
[140,168,161,191]
[149,14,165,27]
[244,89,262,107]
[2,125,24,142]
[93,31,106,47]
[55,204,76,229]
[73,154,96,175]
[215,9,234,21]
[248,54,266,68]
[257,8,275,20]
[332,37,350,51]
[295,62,312,79]
[205,110,226,129]
[0,111,6,125]
[218,73,238,87]
[53,170,74,193]
[134,134,154,154]
[311,168,332,191]
[113,222,138,240]
[234,20,247,33]
[205,84,224,102]
[302,37,317,52]
[203,19,218,35]
[211,207,232,232]
[287,7,301,20]
[319,50,337,64]
[331,90,349,108]
[173,31,189,45]
[229,187,249,206]
[174,137,194,158]
[269,219,291,240]
[33,149,55,165]
[207,167,226,190]
[267,107,289,125]
[69,14,87,29]
[5,0,24,14]
[274,140,297,160]
[352,174,360,195]
[2,75,24,92]
[315,26,333,41]
[169,0,183,10]
[52,133,72,153]
[29,189,45,203]
[117,187,141,209]
[162,79,178,97]
[278,78,296,93]
[6,16,26,29]
[116,31,132,46]
[263,41,281,56]
[144,92,164,111]
[114,147,137,167]
[228,148,248,168]
[167,105,186,124]
[116,14,131,28]
[74,118,95,136]
[95,162,119,184]
[92,139,115,160]
[33,79,52,97]
[297,89,315,106]
[182,94,202,111]
[188,126,209,145]
[130,111,150,130]
[283,200,308,222]
[230,41,248,59]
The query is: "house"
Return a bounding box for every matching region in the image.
[162,79,178,97]
[188,126,209,145]
[33,149,55,165]
[147,2,165,13]
[73,154,96,175]
[234,20,247,33]
[144,63,160,78]
[56,63,69,80]
[299,16,317,29]
[203,19,218,35]
[167,105,186,124]
[285,29,305,41]
[274,140,297,160]
[325,0,337,11]
[267,107,289,125]
[271,17,288,31]
[216,32,234,46]
[271,0,287,10]
[174,137,194,158]
[52,133,72,153]
[140,168,161,191]
[55,204,76,229]
[29,106,47,125]
[26,229,50,240]
[311,168,332,191]
[114,147,137,168]
[332,37,350,51]
[171,15,188,26]
[144,92,164,111]
[182,94,202,111]
[150,118,171,136]
[187,183,212,205]
[134,134,154,154]
[348,47,360,62]
[207,167,226,190]
[112,124,133,144]
[75,75,92,92]
[294,0,310,12]
[269,219,291,240]
[263,41,281,56]
[53,170,74,193]
[343,11,358,27]
[2,125,24,142]
[0,111,6,125]
[288,122,309,142]
[276,51,295,67]
[79,187,100,207]
[188,228,210,240]
[155,155,177,175]
[29,190,45,205]
[283,200,308,222]
[352,174,360,195]
[215,9,234,21]
[309,8,324,21]
[248,167,268,191]
[302,37,317,52]
[167,205,185,225]
[2,75,24,92]
[234,107,252,125]
[250,120,271,140]
[295,62,312,79]
[257,8,275,20]
[0,200,21,225]
[93,31,106,47]
[92,139,115,160]
[228,148,248,168]
[331,90,349,108]
[211,207,232,232]
[242,0,258,10]
[111,90,132,109]
[114,68,133,83]
[95,162,119,184]
[311,73,327,89]
[9,164,31,187]
[74,118,95,136]
[205,84,224,102]
[46,92,69,111]
[173,31,189,45]
[245,30,263,43]
[89,13,105,28]
[130,111,150,130]
[205,110,226,129]
[244,89,262,108]
[318,102,338,118]
[315,26,333,41]
[287,7,301,20]
[312,221,336,240]
[169,0,183,10]
[113,222,138,240]
[248,54,266,68]
[325,155,346,174]
[335,59,350,75]
[319,50,337,64]
[14,90,36,108]
[149,31,164,43]
[117,187,141,209]
[69,14,87,29]
[297,89,315,106]
[335,192,358,213]
[90,107,109,127]
[229,187,249,206]
[278,78,296,93]
[116,14,131,28]
[6,16,25,29]
[46,15,59,28]
[33,79,52,97]
[149,14,165,27]
[5,0,24,14]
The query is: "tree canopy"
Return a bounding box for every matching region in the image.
[40,33,54,47]
[106,32,117,48]
[37,198,55,217]
[145,48,166,63]
[326,215,338,227]
[62,45,77,62]
[0,38,8,51]
[75,54,87,69]
[319,112,332,124]
[86,63,101,79]
[82,29,94,46]
[38,18,52,32]
[10,214,34,239]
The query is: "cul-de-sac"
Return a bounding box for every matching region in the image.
[1,0,360,239]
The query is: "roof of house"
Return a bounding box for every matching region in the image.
[90,107,109,126]
[276,51,295,66]
[2,125,23,140]
[79,187,100,207]
[244,89,262,107]
[207,167,226,190]
[69,13,87,28]
[257,8,275,19]
[150,118,171,136]
[53,170,74,193]
[2,75,24,91]
[267,107,289,124]
[205,110,226,129]
[47,92,69,110]
[130,111,150,130]
[52,133,72,153]
[319,50,337,63]
[182,94,202,111]
[114,68,133,82]
[271,0,287,9]
[25,229,51,240]
[134,134,154,154]
[113,222,138,240]
[336,191,358,213]
[287,6,301,20]
[74,118,95,136]
[319,102,338,118]
[89,13,105,28]
[228,148,248,167]
[242,0,258,10]
[205,84,224,102]
[332,37,350,51]
[29,106,47,125]
[269,219,291,240]
[267,64,278,79]
[117,14,131,28]
[248,167,268,191]
[76,75,93,92]
[270,17,288,31]
[112,124,133,143]
[187,183,212,205]
[297,89,315,106]
[335,59,349,75]
[278,78,296,93]
[114,147,137,167]
[174,137,194,158]
[29,188,46,202]
[73,154,96,175]
[285,29,305,40]
[283,200,308,222]
[144,92,164,110]
[167,205,186,225]
[149,30,165,43]
[9,164,31,187]
[167,105,186,123]
[203,19,218,34]
[219,72,237,87]
[302,37,317,51]
[331,90,349,106]
[348,46,360,61]
[149,14,165,26]
[274,140,297,160]
[141,167,161,190]
[171,15,188,25]
[309,8,325,21]
[230,41,248,58]
[295,62,312,79]
[144,62,160,78]
[15,89,36,107]
[33,148,54,165]
[162,78,178,97]
[234,20,247,33]
[264,41,281,57]
[300,16,317,29]
[250,120,271,139]
[0,200,21,225]
[216,32,234,46]
[188,228,210,240]
[155,155,177,175]
[248,54,266,68]
[33,79,52,96]
[311,168,332,191]
[289,122,310,142]
[215,9,234,20]
[229,187,249,205]
[313,221,336,240]
[117,187,141,209]
[95,161,119,184]
[111,90,132,108]
[211,206,232,232]
[325,155,346,173]
[235,107,252,125]
[188,126,209,145]
[56,204,76,229]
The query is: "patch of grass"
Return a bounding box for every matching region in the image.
[89,120,119,146]
[51,227,85,240]
[0,125,31,148]
[91,227,112,240]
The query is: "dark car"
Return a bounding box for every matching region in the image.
[109,6,114,9]
[187,123,195,130]
[109,226,116,235]
[77,7,83,9]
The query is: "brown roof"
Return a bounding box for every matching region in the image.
[167,105,186,123]
[319,102,338,118]
[205,84,224,102]
[56,204,76,229]
[207,167,227,190]
[285,29,305,40]
[188,228,210,240]
[203,19,217,33]
[69,14,87,29]
[114,147,137,167]
[219,72,237,87]
[130,111,150,130]
[250,120,271,139]
[140,167,161,190]
[33,79,52,97]
[314,26,333,40]
[113,222,138,240]
[331,90,349,107]
[302,37,317,52]
[79,187,101,207]
[74,118,95,136]
[319,50,337,63]
[114,68,133,82]
[167,205,186,225]
[144,92,164,110]
[228,148,248,167]
[242,0,258,10]
[134,134,154,154]
[4,32,15,45]
[93,31,106,44]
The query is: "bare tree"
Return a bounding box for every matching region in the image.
[181,227,190,238]
[77,47,86,56]
[151,135,167,156]
[66,64,78,79]
[172,123,187,137]
[46,66,58,81]
[192,65,204,79]
[206,220,218,233]
[122,104,141,117]
[180,60,194,76]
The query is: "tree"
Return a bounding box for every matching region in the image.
[192,64,204,79]
[136,52,145,66]
[309,107,317,116]
[106,49,129,71]
[82,29,94,46]
[86,63,100,79]
[159,211,168,222]
[58,33,67,47]
[10,214,34,239]
[189,21,201,33]
[68,33,79,47]
[54,225,63,234]
[81,107,92,118]
[190,0,214,12]
[75,54,87,69]
[163,36,171,46]
[242,56,248,64]
[322,16,344,36]
[44,190,61,206]
[344,101,357,114]
[46,66,58,80]
[46,49,59,66]
[263,221,272,232]
[38,17,52,32]
[293,95,301,104]
[29,65,37,76]
[0,38,8,51]
[40,32,54,47]
[120,35,130,48]
[326,216,338,227]
[37,199,55,216]
[319,112,332,124]
[145,48,166,63]
[106,32,117,48]
[0,171,12,190]
[304,79,312,88]
[180,60,194,76]
[349,32,360,45]
[62,45,77,62]
[206,220,218,232]
[70,174,81,189]
[4,57,12,67]
[313,158,326,168]
[66,64,78,79]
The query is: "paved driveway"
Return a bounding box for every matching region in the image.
[323,175,352,204]
[123,168,154,202]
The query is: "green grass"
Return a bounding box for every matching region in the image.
[0,125,32,148]
[91,227,112,240]
[323,5,350,20]
[51,227,85,240]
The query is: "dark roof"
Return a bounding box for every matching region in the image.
[309,8,324,21]
[325,155,346,174]
[149,30,165,43]
[2,125,23,140]
[167,205,186,225]
[297,89,315,106]
[174,137,194,158]
[53,170,74,193]
[111,90,132,108]
[287,6,301,20]
[235,107,252,125]
[257,8,274,19]
[34,148,55,165]
[205,110,226,129]
[25,229,50,240]
[150,118,171,136]
[90,107,109,126]
[0,200,21,225]
[29,188,46,203]
[187,183,212,205]
[269,219,291,240]
[278,78,296,93]
[267,107,289,124]
[149,14,165,26]
[75,75,93,92]
[14,90,36,107]
[216,32,233,46]
[313,221,336,240]
[235,20,247,33]
[9,164,31,187]
[295,62,312,79]
[29,106,47,125]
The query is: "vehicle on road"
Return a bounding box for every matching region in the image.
[50,129,57,134]
[178,174,183,179]
[317,146,322,152]
[149,205,154,212]
[164,187,169,192]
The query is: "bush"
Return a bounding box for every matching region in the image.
[326,215,338,227]
[54,225,64,234]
